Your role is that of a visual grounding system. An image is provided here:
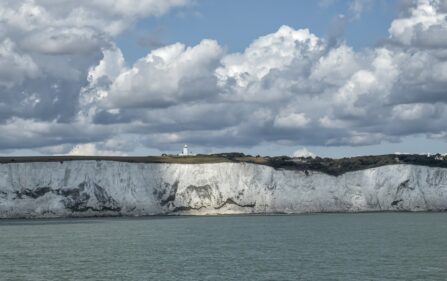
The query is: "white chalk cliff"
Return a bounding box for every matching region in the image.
[0,161,446,218]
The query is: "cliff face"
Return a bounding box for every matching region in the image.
[0,161,446,218]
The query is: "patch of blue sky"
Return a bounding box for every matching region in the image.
[116,0,398,65]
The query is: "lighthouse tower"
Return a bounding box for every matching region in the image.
[182,144,189,156]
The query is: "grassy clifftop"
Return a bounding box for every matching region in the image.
[1,153,446,176]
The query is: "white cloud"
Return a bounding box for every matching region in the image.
[293,148,316,158]
[88,46,126,85]
[102,39,223,108]
[59,5,447,152]
[0,39,39,88]
[21,27,108,55]
[69,143,127,156]
[273,112,310,129]
[0,0,189,36]
[2,0,447,155]
[310,44,361,86]
[217,26,322,85]
[0,0,189,125]
[216,26,324,102]
[389,0,447,48]
[334,48,398,117]
[392,103,439,120]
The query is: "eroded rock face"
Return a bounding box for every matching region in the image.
[0,161,446,218]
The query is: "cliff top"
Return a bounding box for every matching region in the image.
[0,153,446,176]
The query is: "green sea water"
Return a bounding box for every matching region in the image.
[0,213,446,281]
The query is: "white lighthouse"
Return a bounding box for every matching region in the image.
[182,144,189,156]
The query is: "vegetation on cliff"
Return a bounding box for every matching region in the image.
[1,153,446,176]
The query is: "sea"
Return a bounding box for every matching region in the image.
[0,213,446,281]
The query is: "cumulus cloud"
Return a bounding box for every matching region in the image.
[2,0,447,155]
[389,0,447,48]
[273,112,310,129]
[0,118,114,150]
[216,26,325,102]
[0,0,189,37]
[21,27,109,55]
[293,148,316,158]
[310,44,360,86]
[0,0,189,154]
[102,39,223,108]
[0,39,39,88]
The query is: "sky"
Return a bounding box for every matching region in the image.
[0,0,447,158]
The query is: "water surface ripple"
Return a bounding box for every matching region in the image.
[0,213,446,280]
